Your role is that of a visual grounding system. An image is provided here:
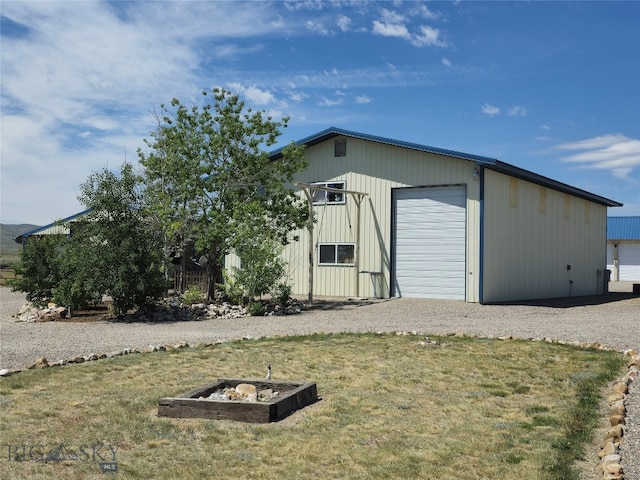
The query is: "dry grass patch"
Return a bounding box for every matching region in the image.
[0,333,624,480]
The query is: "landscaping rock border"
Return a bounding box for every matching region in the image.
[595,351,639,480]
[12,297,306,324]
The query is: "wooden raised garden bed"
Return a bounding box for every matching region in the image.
[158,378,318,423]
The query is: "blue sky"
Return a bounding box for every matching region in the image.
[1,0,639,225]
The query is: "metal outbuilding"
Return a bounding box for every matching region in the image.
[13,209,92,245]
[19,128,622,304]
[271,127,622,303]
[607,216,640,282]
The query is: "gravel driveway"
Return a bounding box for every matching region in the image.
[1,285,639,477]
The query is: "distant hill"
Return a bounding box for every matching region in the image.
[1,224,40,256]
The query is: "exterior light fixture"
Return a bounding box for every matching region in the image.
[472,167,480,180]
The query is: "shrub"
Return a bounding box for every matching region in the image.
[182,287,204,305]
[220,271,245,305]
[272,282,292,305]
[247,301,266,316]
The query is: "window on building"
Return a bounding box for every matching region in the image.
[312,181,346,205]
[318,243,355,265]
[334,139,347,157]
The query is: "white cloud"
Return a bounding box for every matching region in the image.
[508,105,527,117]
[479,104,526,118]
[305,20,331,35]
[355,95,372,104]
[0,1,296,223]
[380,8,406,25]
[271,16,285,28]
[288,90,307,103]
[337,14,351,32]
[372,19,410,39]
[541,124,551,130]
[556,134,640,180]
[411,4,441,21]
[441,58,453,67]
[481,103,501,116]
[318,97,344,107]
[412,25,446,47]
[283,0,325,12]
[226,83,276,106]
[372,8,445,47]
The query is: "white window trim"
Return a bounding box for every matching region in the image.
[318,242,355,266]
[312,181,346,205]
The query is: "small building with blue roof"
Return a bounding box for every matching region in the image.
[607,216,640,282]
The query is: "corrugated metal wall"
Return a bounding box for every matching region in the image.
[283,136,481,301]
[482,169,607,302]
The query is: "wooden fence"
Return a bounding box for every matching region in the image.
[173,270,209,294]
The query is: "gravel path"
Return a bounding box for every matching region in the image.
[1,285,639,477]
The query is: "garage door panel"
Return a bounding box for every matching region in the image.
[395,255,465,262]
[395,241,464,250]
[395,262,465,272]
[396,272,465,282]
[619,244,640,281]
[393,185,466,299]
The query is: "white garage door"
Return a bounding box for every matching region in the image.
[393,185,466,299]
[619,244,640,281]
[606,244,614,274]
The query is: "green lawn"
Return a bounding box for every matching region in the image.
[0,333,624,480]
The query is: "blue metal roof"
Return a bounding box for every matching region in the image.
[608,216,640,240]
[272,127,622,208]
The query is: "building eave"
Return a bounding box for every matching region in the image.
[14,209,92,244]
[487,161,622,208]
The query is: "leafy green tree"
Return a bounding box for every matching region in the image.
[138,88,308,299]
[10,234,65,307]
[55,163,165,316]
[231,217,286,301]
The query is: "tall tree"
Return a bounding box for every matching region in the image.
[138,88,308,298]
[10,234,66,307]
[55,163,165,316]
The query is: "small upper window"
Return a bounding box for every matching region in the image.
[312,181,346,205]
[334,139,347,157]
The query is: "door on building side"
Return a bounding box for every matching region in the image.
[392,185,467,299]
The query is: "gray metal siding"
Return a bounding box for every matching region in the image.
[482,169,608,302]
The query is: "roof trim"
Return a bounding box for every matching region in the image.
[14,209,92,244]
[270,126,499,165]
[271,127,622,208]
[489,161,622,207]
